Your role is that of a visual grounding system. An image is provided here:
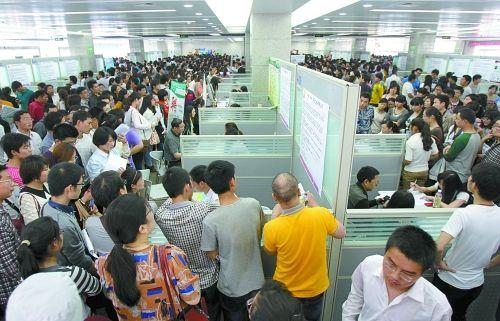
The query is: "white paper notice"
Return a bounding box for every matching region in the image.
[103,153,128,172]
[299,88,329,194]
[7,64,32,85]
[279,68,292,130]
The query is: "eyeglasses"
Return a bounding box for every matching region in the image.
[0,178,13,184]
[383,257,418,284]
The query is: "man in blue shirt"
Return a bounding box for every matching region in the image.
[356,92,374,134]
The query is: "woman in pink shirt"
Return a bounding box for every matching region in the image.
[1,133,32,188]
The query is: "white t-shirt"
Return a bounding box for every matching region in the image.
[404,133,438,172]
[438,205,500,289]
[402,82,415,105]
[75,133,96,167]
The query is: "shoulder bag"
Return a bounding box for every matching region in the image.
[158,245,209,321]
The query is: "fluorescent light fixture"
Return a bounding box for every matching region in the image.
[311,22,317,25]
[212,25,218,27]
[292,0,358,26]
[303,25,308,27]
[363,4,373,8]
[1,9,176,16]
[323,18,330,21]
[166,34,180,37]
[184,4,193,8]
[296,27,301,29]
[205,0,253,33]
[326,20,479,25]
[208,22,213,25]
[209,33,221,36]
[371,9,500,14]
[293,33,307,36]
[339,12,347,16]
[202,18,209,21]
[227,37,234,42]
[195,12,203,15]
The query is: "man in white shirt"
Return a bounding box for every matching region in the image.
[189,165,219,206]
[72,110,96,167]
[402,74,416,105]
[13,111,42,155]
[433,163,500,321]
[342,225,452,321]
[459,75,472,101]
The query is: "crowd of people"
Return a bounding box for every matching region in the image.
[0,53,498,321]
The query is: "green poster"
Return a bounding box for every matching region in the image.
[167,80,187,130]
[268,61,280,107]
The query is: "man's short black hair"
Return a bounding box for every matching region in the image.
[47,162,84,196]
[356,166,379,184]
[189,165,207,184]
[53,123,79,141]
[431,69,439,75]
[44,103,57,113]
[11,81,22,92]
[87,79,98,90]
[360,92,371,101]
[205,160,235,194]
[410,97,424,106]
[171,118,183,128]
[44,111,64,131]
[407,74,416,82]
[20,155,49,184]
[462,75,472,84]
[91,171,125,209]
[472,74,482,81]
[76,87,87,95]
[33,90,47,100]
[0,133,30,159]
[457,107,476,124]
[92,126,117,147]
[454,86,464,94]
[435,94,450,108]
[470,163,500,201]
[385,225,436,271]
[386,190,415,208]
[72,110,91,125]
[162,167,191,198]
[13,110,30,123]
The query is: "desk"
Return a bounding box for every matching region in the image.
[378,190,431,209]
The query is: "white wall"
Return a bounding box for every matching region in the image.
[292,39,311,54]
[180,40,245,56]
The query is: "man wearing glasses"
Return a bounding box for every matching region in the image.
[40,162,96,275]
[0,165,22,317]
[342,226,452,321]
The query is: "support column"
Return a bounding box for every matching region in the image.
[407,34,435,70]
[351,38,367,59]
[129,39,146,62]
[250,13,291,93]
[244,29,251,65]
[158,40,168,59]
[67,34,96,72]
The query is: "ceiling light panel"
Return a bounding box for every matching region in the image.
[292,0,359,26]
[205,0,252,33]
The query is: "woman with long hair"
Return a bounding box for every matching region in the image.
[124,92,152,170]
[402,118,439,189]
[139,94,162,170]
[96,194,200,320]
[423,106,444,157]
[384,95,409,132]
[17,217,101,297]
[412,170,470,208]
[382,82,400,100]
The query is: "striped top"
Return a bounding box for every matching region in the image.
[39,265,102,296]
[96,244,200,321]
[6,165,23,188]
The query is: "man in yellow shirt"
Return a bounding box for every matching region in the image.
[263,173,346,321]
[370,72,385,106]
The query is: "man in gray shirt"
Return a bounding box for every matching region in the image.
[163,118,184,168]
[201,160,264,321]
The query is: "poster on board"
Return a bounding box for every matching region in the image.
[469,59,495,81]
[447,58,470,77]
[63,60,80,77]
[167,80,186,131]
[7,64,32,85]
[290,55,305,64]
[279,67,292,130]
[299,88,330,194]
[37,61,59,81]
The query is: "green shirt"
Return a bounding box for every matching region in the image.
[444,132,481,182]
[16,89,34,111]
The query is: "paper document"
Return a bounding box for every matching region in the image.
[104,153,128,172]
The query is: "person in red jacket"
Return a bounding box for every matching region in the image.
[28,90,48,124]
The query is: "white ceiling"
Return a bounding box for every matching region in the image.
[292,0,500,39]
[1,0,499,41]
[0,0,228,39]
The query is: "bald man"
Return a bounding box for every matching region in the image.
[263,173,346,321]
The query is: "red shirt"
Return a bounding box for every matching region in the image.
[28,101,44,124]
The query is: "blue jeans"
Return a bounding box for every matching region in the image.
[299,292,324,321]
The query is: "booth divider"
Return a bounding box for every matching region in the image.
[180,135,292,207]
[214,91,270,107]
[198,107,278,135]
[331,208,499,321]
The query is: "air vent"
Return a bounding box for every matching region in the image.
[399,2,417,7]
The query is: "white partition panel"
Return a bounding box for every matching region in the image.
[198,107,277,135]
